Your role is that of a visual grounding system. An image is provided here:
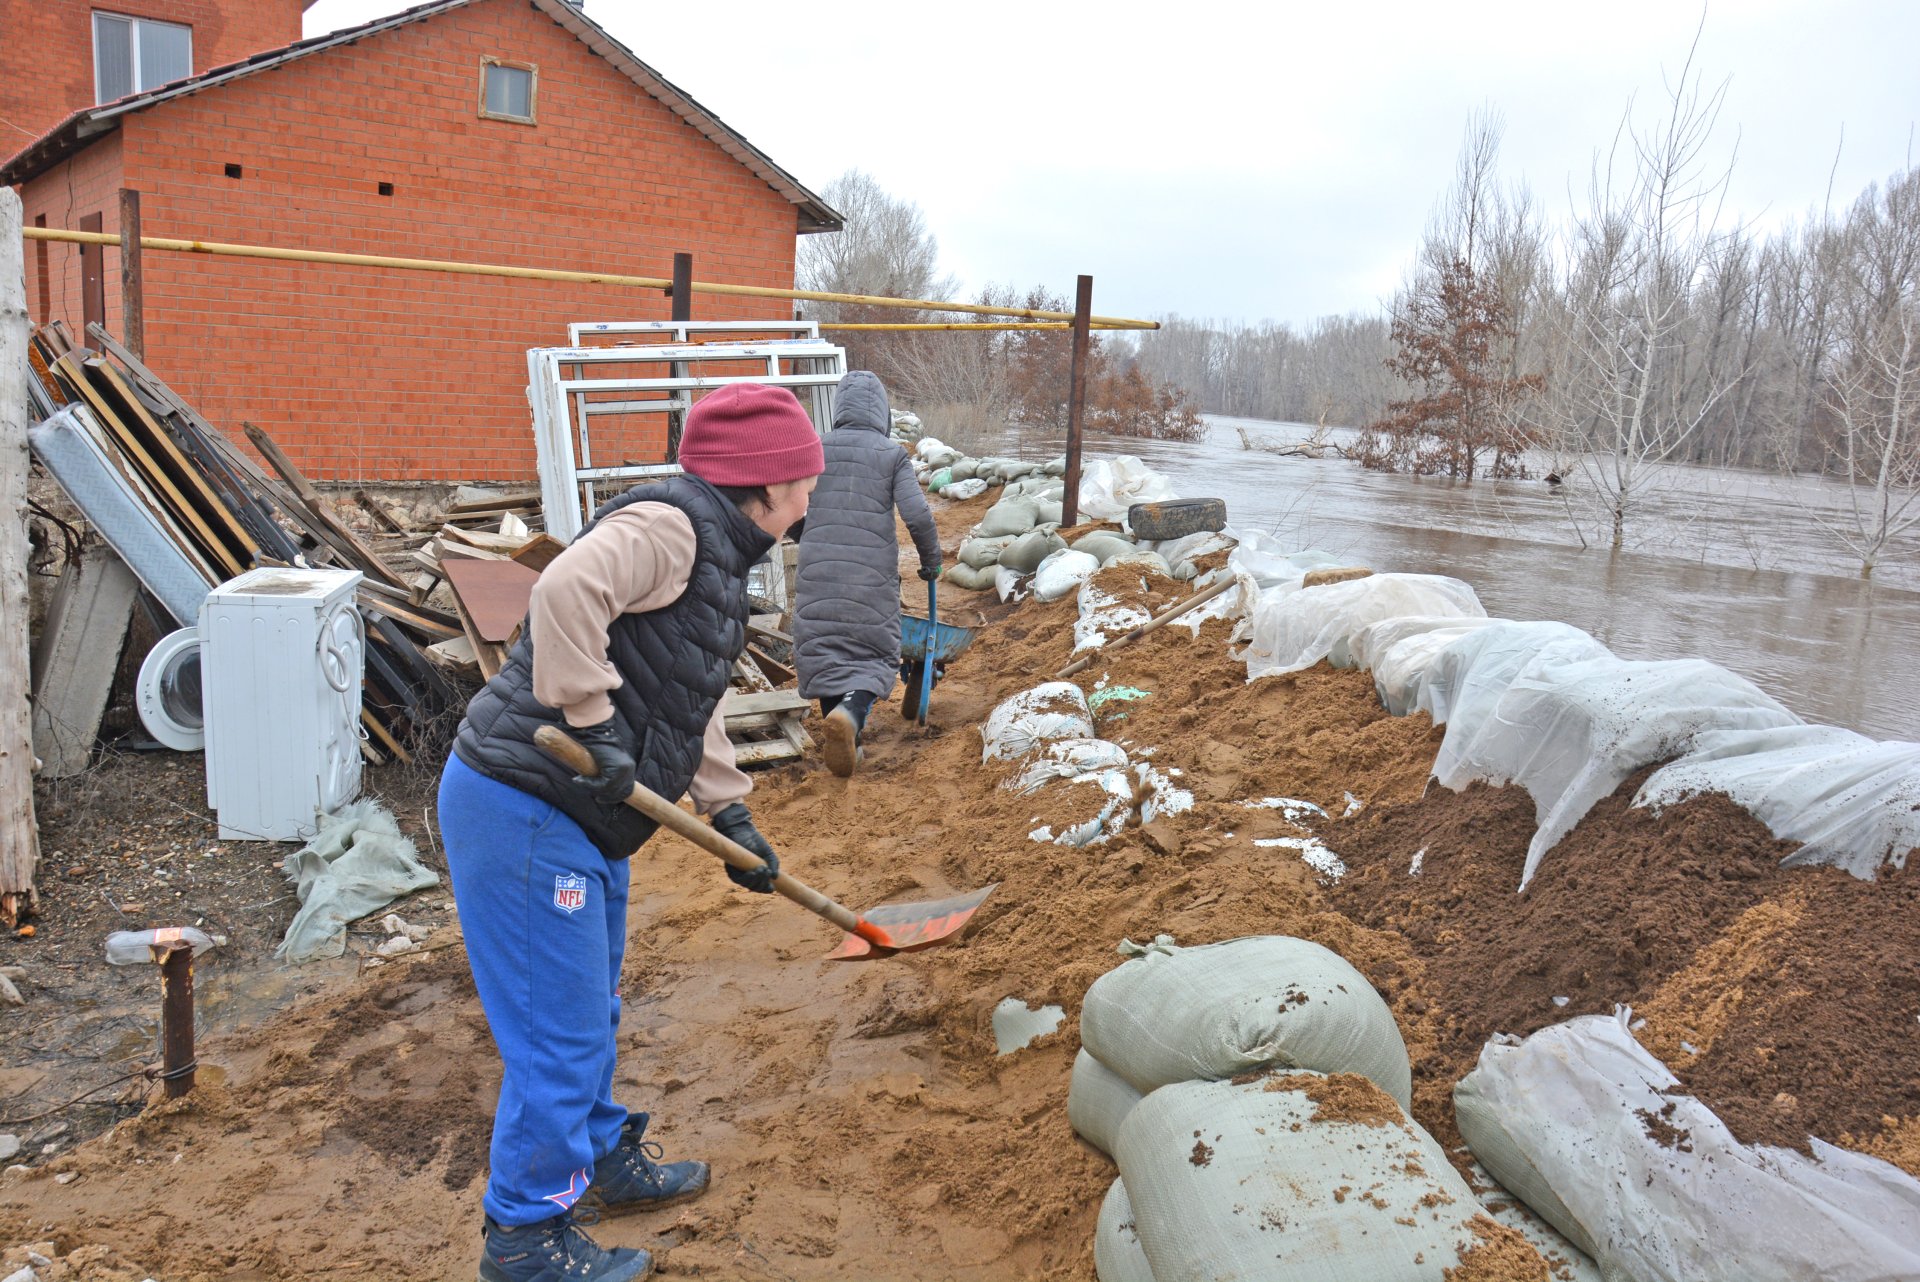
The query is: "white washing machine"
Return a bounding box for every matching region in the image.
[200,567,365,841]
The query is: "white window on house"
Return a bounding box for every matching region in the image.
[479,58,537,124]
[93,11,193,103]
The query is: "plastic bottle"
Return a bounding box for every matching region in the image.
[104,926,224,965]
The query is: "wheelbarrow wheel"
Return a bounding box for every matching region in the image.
[900,659,928,723]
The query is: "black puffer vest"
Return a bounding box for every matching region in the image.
[453,476,774,859]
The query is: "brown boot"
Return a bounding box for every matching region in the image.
[823,704,859,777]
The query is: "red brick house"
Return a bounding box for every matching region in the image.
[4,0,840,480]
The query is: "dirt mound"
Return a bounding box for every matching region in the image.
[5,554,1916,1279]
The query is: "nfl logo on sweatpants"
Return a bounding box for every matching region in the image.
[553,873,588,914]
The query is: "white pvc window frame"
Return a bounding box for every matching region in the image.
[567,320,821,346]
[93,10,193,103]
[529,339,846,541]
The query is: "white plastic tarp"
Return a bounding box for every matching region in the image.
[1078,456,1178,522]
[1635,725,1920,879]
[981,683,1095,762]
[1238,573,1486,681]
[1454,1011,1920,1282]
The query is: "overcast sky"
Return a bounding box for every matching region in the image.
[305,0,1919,328]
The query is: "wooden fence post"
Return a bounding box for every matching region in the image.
[1060,274,1093,529]
[1,189,44,922]
[119,187,144,360]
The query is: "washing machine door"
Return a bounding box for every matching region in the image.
[137,627,205,751]
[316,602,365,813]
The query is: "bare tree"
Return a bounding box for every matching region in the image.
[1818,168,1920,576]
[796,169,955,381]
[1552,29,1750,549]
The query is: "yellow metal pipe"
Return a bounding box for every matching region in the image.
[20,227,1160,329]
[820,321,1133,331]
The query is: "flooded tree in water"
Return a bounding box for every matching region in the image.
[1359,112,1544,480]
[1818,169,1920,578]
[1550,29,1751,551]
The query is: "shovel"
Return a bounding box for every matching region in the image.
[534,725,995,960]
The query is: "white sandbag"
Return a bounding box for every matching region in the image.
[1117,1072,1525,1282]
[1075,579,1152,653]
[975,495,1042,538]
[1000,528,1066,574]
[1073,531,1139,564]
[915,436,951,461]
[994,564,1027,602]
[1080,935,1411,1107]
[1043,455,1068,476]
[941,477,988,500]
[1238,573,1485,680]
[1096,1177,1157,1282]
[1079,456,1178,522]
[981,683,1095,762]
[941,562,999,592]
[1009,738,1131,795]
[1455,1011,1920,1282]
[1147,530,1234,581]
[1461,1157,1605,1282]
[1034,549,1101,602]
[958,535,1016,569]
[1107,550,1173,578]
[1071,1048,1146,1157]
[1432,648,1799,889]
[949,458,981,482]
[1635,724,1920,879]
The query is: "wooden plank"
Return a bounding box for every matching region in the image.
[777,712,814,754]
[359,593,463,642]
[440,557,539,643]
[441,524,533,555]
[723,712,783,734]
[733,652,774,693]
[1,190,41,919]
[748,614,793,646]
[511,533,566,573]
[435,539,507,562]
[426,635,481,679]
[449,490,542,514]
[356,488,411,534]
[745,642,795,686]
[242,422,411,590]
[733,738,801,766]
[720,689,812,717]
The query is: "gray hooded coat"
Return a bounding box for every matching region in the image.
[793,372,941,699]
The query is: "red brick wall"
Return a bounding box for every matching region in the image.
[1,0,305,150]
[25,0,806,481]
[20,130,127,337]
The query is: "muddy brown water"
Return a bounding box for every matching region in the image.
[1117,417,1920,741]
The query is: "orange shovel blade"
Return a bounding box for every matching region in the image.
[826,884,998,960]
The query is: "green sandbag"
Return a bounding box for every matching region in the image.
[959,535,1016,569]
[998,528,1066,574]
[950,459,980,482]
[928,467,954,491]
[1072,531,1138,564]
[942,562,999,592]
[975,495,1042,538]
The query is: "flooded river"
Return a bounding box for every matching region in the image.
[1114,416,1920,741]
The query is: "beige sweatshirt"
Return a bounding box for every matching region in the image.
[528,503,751,815]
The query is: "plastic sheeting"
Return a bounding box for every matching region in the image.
[1238,573,1485,681]
[1636,725,1920,878]
[277,800,440,963]
[1455,1011,1920,1282]
[981,683,1095,762]
[1079,935,1411,1107]
[1078,456,1178,523]
[1116,1073,1499,1282]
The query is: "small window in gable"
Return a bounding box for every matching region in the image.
[93,11,192,103]
[480,58,536,124]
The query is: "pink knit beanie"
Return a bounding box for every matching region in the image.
[679,384,824,486]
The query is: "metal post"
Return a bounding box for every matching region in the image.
[155,939,196,1098]
[667,252,692,461]
[119,188,144,360]
[1060,274,1093,529]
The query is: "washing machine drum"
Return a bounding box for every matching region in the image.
[137,627,205,751]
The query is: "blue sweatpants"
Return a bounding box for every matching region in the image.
[439,753,632,1225]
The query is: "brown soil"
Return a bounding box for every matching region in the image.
[1258,1071,1408,1128]
[5,537,1916,1279]
[1445,1215,1552,1282]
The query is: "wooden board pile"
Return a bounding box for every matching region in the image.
[25,322,813,770]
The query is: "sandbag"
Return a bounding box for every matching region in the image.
[914,436,950,460]
[1072,531,1139,564]
[1070,1048,1146,1157]
[1079,935,1411,1107]
[1148,530,1234,581]
[926,467,954,491]
[1034,549,1101,602]
[1079,456,1177,522]
[941,562,999,592]
[975,495,1041,538]
[999,528,1066,575]
[1635,724,1920,879]
[1355,617,1501,716]
[1034,497,1065,527]
[994,564,1027,602]
[1095,1178,1157,1282]
[981,683,1094,762]
[1116,1072,1530,1282]
[942,477,989,501]
[1009,738,1131,795]
[1107,550,1173,578]
[1006,476,1065,500]
[1462,1157,1605,1282]
[1075,579,1151,653]
[1238,572,1485,680]
[1455,1012,1920,1282]
[958,535,1016,569]
[1043,455,1068,476]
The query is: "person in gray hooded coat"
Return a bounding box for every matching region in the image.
[793,371,941,775]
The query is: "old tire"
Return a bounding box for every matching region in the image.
[1128,497,1226,541]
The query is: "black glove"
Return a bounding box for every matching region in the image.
[918,563,942,582]
[569,720,636,804]
[710,803,780,893]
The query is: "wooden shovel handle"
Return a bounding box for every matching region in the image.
[1055,574,1237,680]
[532,725,866,936]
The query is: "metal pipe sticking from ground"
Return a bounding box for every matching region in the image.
[155,939,196,1099]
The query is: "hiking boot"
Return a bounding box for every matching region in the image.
[578,1112,711,1217]
[822,703,860,777]
[478,1210,652,1282]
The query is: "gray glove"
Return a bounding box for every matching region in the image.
[710,803,780,893]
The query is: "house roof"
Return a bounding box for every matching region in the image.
[0,0,842,233]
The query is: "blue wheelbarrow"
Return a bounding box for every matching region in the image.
[900,577,976,725]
